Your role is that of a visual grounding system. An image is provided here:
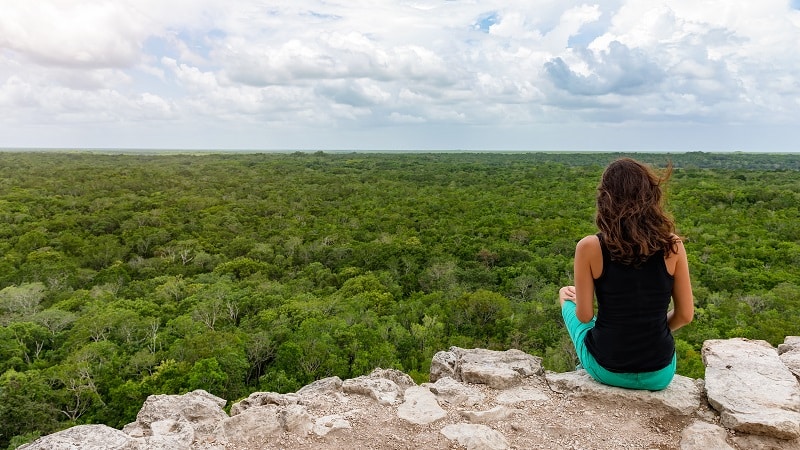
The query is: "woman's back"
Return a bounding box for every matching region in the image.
[585,233,674,372]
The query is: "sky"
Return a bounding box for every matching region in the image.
[1,1,800,152]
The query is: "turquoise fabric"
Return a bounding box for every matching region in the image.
[561,301,676,391]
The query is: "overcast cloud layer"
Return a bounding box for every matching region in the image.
[2,0,799,151]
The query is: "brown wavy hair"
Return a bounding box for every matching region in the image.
[596,158,679,265]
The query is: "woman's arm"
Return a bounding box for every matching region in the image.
[573,235,600,323]
[668,239,694,331]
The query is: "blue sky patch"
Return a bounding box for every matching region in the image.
[143,28,226,63]
[143,36,175,60]
[178,29,226,60]
[475,12,499,33]
[567,20,607,49]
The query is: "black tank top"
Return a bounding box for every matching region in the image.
[585,233,675,373]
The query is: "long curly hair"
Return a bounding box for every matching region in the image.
[596,158,679,265]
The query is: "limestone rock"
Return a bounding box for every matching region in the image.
[397,386,447,425]
[495,385,549,404]
[230,377,344,415]
[291,376,344,409]
[313,414,352,437]
[18,425,139,450]
[440,423,510,450]
[430,347,543,389]
[544,370,701,416]
[783,352,800,382]
[780,337,800,381]
[213,404,283,446]
[122,389,228,446]
[778,336,800,355]
[133,419,195,450]
[296,376,343,399]
[214,402,312,446]
[460,405,518,424]
[368,368,417,390]
[703,338,800,439]
[229,391,300,416]
[732,434,800,450]
[281,404,314,435]
[425,376,486,406]
[679,420,734,450]
[430,349,458,380]
[342,369,408,406]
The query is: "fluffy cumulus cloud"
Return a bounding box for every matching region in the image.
[1,0,799,150]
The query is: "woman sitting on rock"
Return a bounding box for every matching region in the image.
[559,158,694,390]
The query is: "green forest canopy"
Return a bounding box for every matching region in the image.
[0,151,799,448]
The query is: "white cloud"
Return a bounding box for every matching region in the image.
[1,0,799,150]
[543,0,800,128]
[0,1,146,68]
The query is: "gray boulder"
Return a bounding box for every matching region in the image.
[430,348,458,380]
[342,376,403,406]
[214,403,313,446]
[440,423,510,450]
[679,420,734,450]
[460,405,518,424]
[778,336,800,355]
[779,336,800,381]
[312,414,352,437]
[545,370,702,416]
[368,368,416,390]
[213,404,283,446]
[703,338,800,439]
[122,389,228,448]
[229,391,300,416]
[396,386,447,425]
[732,434,800,450]
[431,347,543,389]
[424,376,486,406]
[342,368,413,405]
[18,425,139,450]
[295,375,344,406]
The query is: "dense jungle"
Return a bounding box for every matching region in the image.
[1,151,799,448]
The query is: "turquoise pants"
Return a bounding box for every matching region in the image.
[561,301,676,391]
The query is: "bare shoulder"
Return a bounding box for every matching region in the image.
[665,234,687,275]
[576,234,600,251]
[576,234,603,278]
[669,234,687,255]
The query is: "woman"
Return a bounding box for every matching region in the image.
[559,158,694,390]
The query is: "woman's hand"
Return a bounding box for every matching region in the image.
[559,285,576,304]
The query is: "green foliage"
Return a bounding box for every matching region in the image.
[187,358,228,395]
[674,339,705,380]
[0,283,46,318]
[0,369,59,448]
[542,336,578,373]
[451,289,513,344]
[1,151,799,444]
[5,432,41,450]
[259,369,302,394]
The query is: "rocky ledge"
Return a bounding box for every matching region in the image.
[21,337,800,450]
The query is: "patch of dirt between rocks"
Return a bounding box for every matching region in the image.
[216,376,701,450]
